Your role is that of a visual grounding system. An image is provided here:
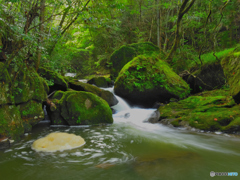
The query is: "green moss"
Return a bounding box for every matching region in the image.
[115,55,190,99]
[221,51,240,97]
[0,105,24,140]
[110,42,164,79]
[223,117,240,132]
[0,64,49,141]
[38,67,68,90]
[68,81,118,106]
[87,76,110,88]
[158,90,239,132]
[195,89,231,97]
[188,47,236,69]
[51,91,113,125]
[20,100,44,125]
[0,62,13,105]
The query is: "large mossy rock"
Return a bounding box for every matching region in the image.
[87,76,113,88]
[180,63,225,94]
[110,42,163,79]
[114,55,190,106]
[38,67,68,93]
[69,80,118,106]
[0,105,25,140]
[0,63,48,141]
[49,91,113,125]
[158,89,240,133]
[0,63,13,105]
[221,50,240,103]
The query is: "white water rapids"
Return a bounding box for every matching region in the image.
[103,87,240,155]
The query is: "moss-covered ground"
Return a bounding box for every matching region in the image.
[158,89,240,133]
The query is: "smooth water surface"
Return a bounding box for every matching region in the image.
[1,88,240,180]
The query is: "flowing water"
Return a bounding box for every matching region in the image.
[0,87,240,180]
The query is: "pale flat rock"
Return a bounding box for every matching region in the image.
[32,132,85,152]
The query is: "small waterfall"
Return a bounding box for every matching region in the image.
[101,87,131,112]
[39,105,51,124]
[102,87,156,124]
[65,73,76,77]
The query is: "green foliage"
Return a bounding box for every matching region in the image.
[172,45,238,72]
[123,59,166,92]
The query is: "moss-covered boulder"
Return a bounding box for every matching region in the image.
[49,91,113,125]
[10,67,48,104]
[114,55,190,106]
[20,100,44,130]
[110,42,163,79]
[0,105,24,141]
[0,64,48,142]
[221,50,240,103]
[69,80,118,106]
[158,89,240,133]
[0,62,13,105]
[38,67,68,93]
[87,76,113,88]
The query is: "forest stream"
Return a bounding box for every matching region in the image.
[0,87,240,180]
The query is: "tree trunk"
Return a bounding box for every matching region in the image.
[165,0,195,62]
[156,0,160,48]
[36,0,45,71]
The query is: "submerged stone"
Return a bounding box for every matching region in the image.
[0,137,10,150]
[32,132,85,152]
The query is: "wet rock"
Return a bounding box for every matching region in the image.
[124,112,130,119]
[0,138,10,150]
[49,91,113,125]
[69,80,118,106]
[145,110,160,123]
[87,76,113,88]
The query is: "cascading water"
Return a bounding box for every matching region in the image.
[0,86,239,180]
[104,87,240,154]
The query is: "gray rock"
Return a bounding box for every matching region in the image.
[0,139,10,150]
[144,110,160,123]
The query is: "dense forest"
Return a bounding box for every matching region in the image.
[1,0,240,143]
[1,1,240,179]
[1,0,239,75]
